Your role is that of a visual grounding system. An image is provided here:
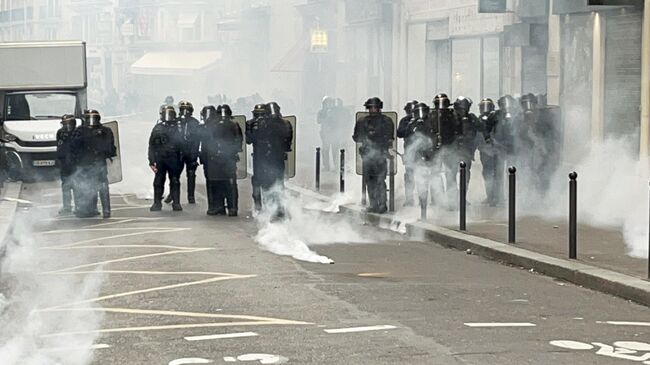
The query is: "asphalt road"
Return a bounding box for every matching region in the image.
[6,180,650,365]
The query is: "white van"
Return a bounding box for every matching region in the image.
[0,41,88,179]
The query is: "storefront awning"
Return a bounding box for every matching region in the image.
[130,51,221,76]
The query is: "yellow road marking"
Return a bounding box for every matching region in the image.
[41,320,311,338]
[43,248,213,273]
[48,229,190,248]
[41,274,255,309]
[42,270,246,276]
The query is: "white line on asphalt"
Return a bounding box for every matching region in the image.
[169,358,213,365]
[184,332,259,341]
[463,323,537,328]
[597,321,650,327]
[45,343,111,352]
[324,325,397,334]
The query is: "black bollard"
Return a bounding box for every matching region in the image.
[569,172,578,259]
[389,155,395,212]
[315,147,321,192]
[460,161,467,231]
[508,166,517,244]
[648,182,649,280]
[361,174,367,206]
[340,149,345,193]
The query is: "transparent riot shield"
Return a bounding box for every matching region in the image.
[284,115,297,179]
[104,120,123,184]
[233,115,248,179]
[355,111,398,176]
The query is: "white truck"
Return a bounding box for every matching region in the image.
[0,41,90,180]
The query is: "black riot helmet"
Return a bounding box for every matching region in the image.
[252,103,268,118]
[267,102,282,118]
[404,100,419,115]
[217,104,233,118]
[520,93,538,112]
[364,97,383,111]
[322,96,335,109]
[61,114,77,132]
[453,96,473,116]
[162,106,177,124]
[433,93,450,110]
[178,100,194,116]
[479,98,496,115]
[413,103,430,121]
[497,95,515,113]
[159,104,167,118]
[84,109,102,127]
[201,105,217,122]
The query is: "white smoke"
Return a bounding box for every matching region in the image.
[0,207,105,365]
[254,184,373,264]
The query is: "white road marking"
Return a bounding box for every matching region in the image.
[597,321,650,327]
[184,331,259,341]
[169,358,213,365]
[224,357,237,362]
[45,343,111,352]
[236,353,289,364]
[550,340,594,350]
[324,325,397,334]
[46,229,190,249]
[463,322,537,328]
[85,218,138,227]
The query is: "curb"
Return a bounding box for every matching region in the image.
[288,184,650,307]
[0,181,23,244]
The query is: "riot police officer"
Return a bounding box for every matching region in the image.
[176,100,201,204]
[317,96,336,171]
[56,114,77,215]
[246,103,269,212]
[432,93,462,209]
[454,96,479,188]
[410,103,436,211]
[519,93,556,196]
[248,102,293,218]
[72,110,116,218]
[200,105,243,216]
[477,98,507,206]
[149,106,184,212]
[353,97,394,214]
[396,100,419,206]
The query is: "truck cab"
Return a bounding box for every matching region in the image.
[0,41,88,180]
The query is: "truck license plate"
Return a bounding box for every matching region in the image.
[33,160,56,167]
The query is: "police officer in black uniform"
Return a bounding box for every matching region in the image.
[56,114,77,215]
[176,100,201,204]
[454,96,478,188]
[200,104,243,216]
[72,110,116,218]
[477,98,507,206]
[410,102,436,211]
[432,93,462,208]
[317,96,336,171]
[246,103,269,212]
[149,106,184,212]
[248,102,293,218]
[353,97,394,214]
[396,100,419,206]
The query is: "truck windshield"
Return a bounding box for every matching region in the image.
[5,93,76,121]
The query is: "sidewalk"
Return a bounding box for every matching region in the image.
[289,173,650,306]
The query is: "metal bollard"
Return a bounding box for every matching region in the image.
[569,172,578,259]
[508,166,517,244]
[340,149,345,193]
[459,161,467,231]
[315,147,321,192]
[389,155,395,212]
[647,182,649,280]
[361,174,367,206]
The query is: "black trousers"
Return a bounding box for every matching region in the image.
[480,151,503,205]
[60,171,74,209]
[206,179,236,213]
[363,159,387,211]
[154,160,182,205]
